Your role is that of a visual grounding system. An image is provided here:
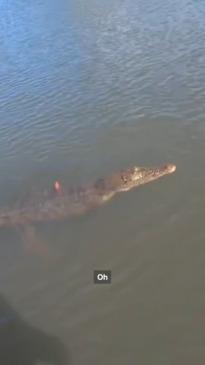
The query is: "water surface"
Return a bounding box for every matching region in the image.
[1,0,205,364]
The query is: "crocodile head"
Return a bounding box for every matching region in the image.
[116,163,176,192]
[94,163,176,202]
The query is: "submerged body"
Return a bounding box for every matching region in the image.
[0,164,176,228]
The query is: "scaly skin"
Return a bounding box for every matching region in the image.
[0,163,176,227]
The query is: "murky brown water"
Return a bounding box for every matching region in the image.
[1,0,205,363]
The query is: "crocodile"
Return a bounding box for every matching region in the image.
[0,163,176,228]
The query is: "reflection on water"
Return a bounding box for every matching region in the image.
[0,294,69,365]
